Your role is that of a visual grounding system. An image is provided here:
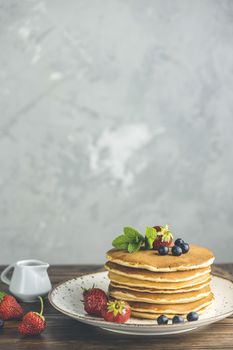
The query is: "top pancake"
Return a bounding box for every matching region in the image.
[106,244,214,272]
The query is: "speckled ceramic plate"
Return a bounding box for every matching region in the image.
[49,272,233,335]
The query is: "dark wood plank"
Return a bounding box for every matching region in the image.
[0,264,232,350]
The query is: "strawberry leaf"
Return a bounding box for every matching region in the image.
[0,292,6,301]
[161,232,172,242]
[160,225,173,242]
[107,300,126,316]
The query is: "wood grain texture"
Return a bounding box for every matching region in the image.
[0,264,232,350]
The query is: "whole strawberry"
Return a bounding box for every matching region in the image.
[83,286,108,317]
[0,292,23,320]
[18,296,46,336]
[153,224,174,249]
[102,300,131,323]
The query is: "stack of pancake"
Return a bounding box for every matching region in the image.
[105,244,215,319]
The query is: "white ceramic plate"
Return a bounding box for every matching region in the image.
[49,272,233,335]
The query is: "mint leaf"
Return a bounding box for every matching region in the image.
[145,226,157,249]
[112,235,129,249]
[112,226,144,252]
[138,232,145,242]
[128,241,142,253]
[123,227,141,241]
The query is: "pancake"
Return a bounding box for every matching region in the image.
[106,244,214,272]
[128,293,214,318]
[105,261,211,282]
[108,284,211,304]
[108,271,211,290]
[131,306,209,320]
[110,278,211,294]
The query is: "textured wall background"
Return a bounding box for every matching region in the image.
[0,0,233,264]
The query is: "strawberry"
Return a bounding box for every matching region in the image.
[102,300,131,323]
[18,296,46,336]
[0,292,23,320]
[153,224,174,249]
[83,287,108,317]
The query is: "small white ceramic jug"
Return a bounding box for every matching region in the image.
[1,259,52,302]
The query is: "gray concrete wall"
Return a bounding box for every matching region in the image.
[0,0,233,264]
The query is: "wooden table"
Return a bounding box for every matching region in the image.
[0,264,232,350]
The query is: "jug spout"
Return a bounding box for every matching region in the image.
[37,262,50,270]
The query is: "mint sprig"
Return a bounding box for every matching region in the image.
[112,227,145,253]
[145,226,157,249]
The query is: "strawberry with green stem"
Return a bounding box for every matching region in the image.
[18,296,46,336]
[0,292,24,320]
[102,300,131,323]
[153,224,174,249]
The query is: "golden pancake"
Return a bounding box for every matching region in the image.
[110,278,211,294]
[108,271,211,290]
[105,261,211,282]
[128,293,214,315]
[108,284,211,304]
[106,244,214,272]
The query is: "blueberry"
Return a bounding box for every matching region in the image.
[174,238,184,246]
[187,311,199,322]
[0,320,4,329]
[157,314,168,325]
[172,315,184,324]
[158,246,169,255]
[172,245,182,256]
[180,242,189,254]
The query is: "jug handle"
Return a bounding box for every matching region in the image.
[1,264,14,285]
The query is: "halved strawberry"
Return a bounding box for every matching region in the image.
[153,224,174,249]
[102,300,131,323]
[153,226,161,232]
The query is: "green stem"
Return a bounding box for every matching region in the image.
[38,296,44,316]
[0,292,6,301]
